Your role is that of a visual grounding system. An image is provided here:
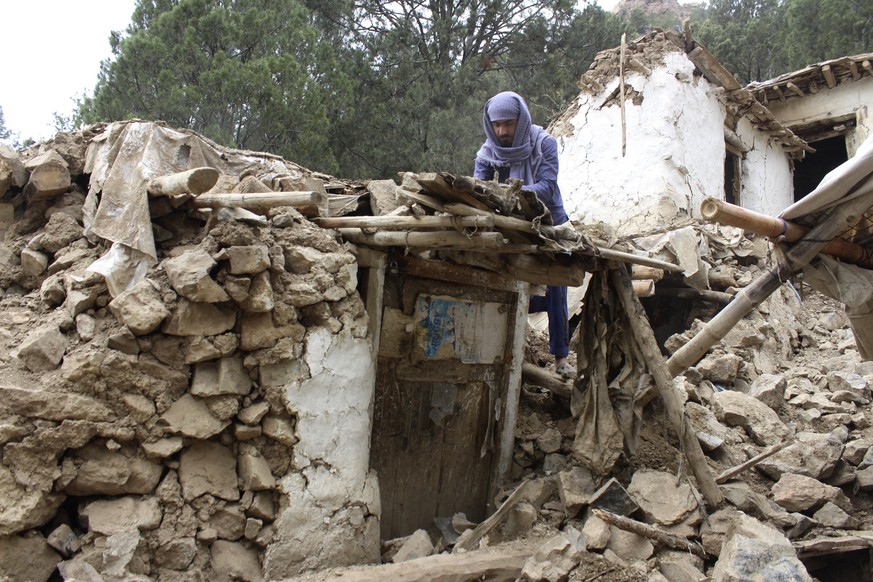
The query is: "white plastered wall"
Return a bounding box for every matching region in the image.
[556,51,798,234]
[764,77,873,127]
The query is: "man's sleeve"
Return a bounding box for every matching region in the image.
[525,136,567,223]
[474,158,494,180]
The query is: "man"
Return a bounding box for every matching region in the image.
[474,91,575,378]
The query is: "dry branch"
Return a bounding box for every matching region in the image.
[591,509,706,559]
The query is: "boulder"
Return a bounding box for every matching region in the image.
[771,473,851,513]
[748,374,786,410]
[162,249,229,302]
[0,533,61,582]
[16,325,67,372]
[521,527,586,582]
[758,431,844,480]
[711,513,811,582]
[711,390,790,446]
[627,469,698,526]
[813,502,859,529]
[557,466,596,517]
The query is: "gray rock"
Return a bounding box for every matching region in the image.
[521,527,586,582]
[697,353,743,384]
[711,390,790,446]
[813,502,859,529]
[557,466,596,517]
[606,526,654,562]
[0,532,60,582]
[758,431,844,480]
[748,374,786,410]
[391,529,433,563]
[162,249,230,302]
[16,325,67,372]
[211,540,264,582]
[627,469,698,526]
[178,441,239,502]
[589,478,639,516]
[108,278,170,335]
[711,513,811,582]
[162,298,236,337]
[771,473,851,513]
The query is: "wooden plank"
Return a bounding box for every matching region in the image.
[338,228,504,250]
[415,172,491,211]
[493,283,530,500]
[687,46,743,90]
[453,480,531,553]
[393,254,519,293]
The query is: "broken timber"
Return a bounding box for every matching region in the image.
[192,191,327,212]
[668,189,873,375]
[610,263,724,508]
[592,509,706,559]
[716,439,793,484]
[147,167,219,197]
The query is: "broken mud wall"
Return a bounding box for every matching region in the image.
[0,122,380,581]
[553,32,795,237]
[733,115,794,217]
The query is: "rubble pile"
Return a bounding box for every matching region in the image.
[495,232,873,581]
[0,123,380,581]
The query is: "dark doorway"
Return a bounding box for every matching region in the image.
[793,135,849,202]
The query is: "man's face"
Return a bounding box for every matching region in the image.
[492,118,518,147]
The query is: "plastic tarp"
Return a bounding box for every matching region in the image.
[83,121,306,295]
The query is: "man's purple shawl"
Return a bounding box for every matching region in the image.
[475,91,549,186]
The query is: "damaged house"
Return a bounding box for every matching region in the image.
[2,30,873,582]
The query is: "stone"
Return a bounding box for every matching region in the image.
[221,245,271,275]
[47,523,81,557]
[392,529,433,563]
[748,374,786,410]
[178,441,239,501]
[208,505,247,541]
[606,526,654,562]
[239,452,277,491]
[102,529,142,577]
[40,274,66,306]
[758,431,844,480]
[824,460,856,487]
[0,384,116,422]
[80,497,162,535]
[108,328,140,354]
[711,390,790,446]
[75,313,97,341]
[57,558,103,582]
[627,469,698,526]
[842,437,873,466]
[142,437,184,459]
[813,502,859,529]
[699,507,741,556]
[0,464,64,537]
[589,478,639,516]
[191,355,252,397]
[284,246,325,274]
[249,492,276,521]
[64,443,163,496]
[536,427,562,454]
[719,482,798,529]
[16,325,67,372]
[827,371,869,397]
[697,353,743,383]
[238,402,271,425]
[239,312,304,351]
[20,247,49,277]
[521,527,586,582]
[505,502,538,538]
[0,532,61,582]
[108,278,170,335]
[39,212,80,252]
[155,537,197,570]
[581,512,610,551]
[771,473,851,513]
[211,540,264,582]
[163,298,236,336]
[245,517,263,540]
[711,513,811,582]
[854,466,873,491]
[557,466,596,517]
[162,249,230,302]
[261,416,298,446]
[240,270,274,312]
[160,394,229,439]
[658,550,706,582]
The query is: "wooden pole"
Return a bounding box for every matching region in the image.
[192,191,325,210]
[716,439,793,484]
[656,287,734,306]
[148,167,220,197]
[669,190,873,376]
[701,197,873,268]
[632,279,655,297]
[521,362,571,399]
[314,214,494,230]
[610,264,724,508]
[337,227,504,250]
[592,509,706,558]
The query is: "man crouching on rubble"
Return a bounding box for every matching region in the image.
[474,91,575,378]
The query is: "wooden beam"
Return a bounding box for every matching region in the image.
[716,439,793,484]
[786,82,805,97]
[772,84,784,101]
[392,254,519,293]
[610,265,724,508]
[592,509,706,559]
[863,60,873,77]
[687,46,742,91]
[521,362,571,399]
[337,227,504,250]
[822,64,837,89]
[848,60,861,81]
[414,172,491,211]
[454,481,531,553]
[192,191,324,210]
[627,57,651,76]
[148,167,219,197]
[314,214,493,230]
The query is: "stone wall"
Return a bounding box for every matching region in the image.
[0,128,381,581]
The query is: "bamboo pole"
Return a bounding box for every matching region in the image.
[619,33,628,157]
[701,197,873,268]
[192,191,325,210]
[669,190,873,376]
[610,264,724,508]
[147,167,220,197]
[314,214,493,230]
[592,509,706,558]
[337,227,504,250]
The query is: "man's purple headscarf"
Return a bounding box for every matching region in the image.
[475,91,549,186]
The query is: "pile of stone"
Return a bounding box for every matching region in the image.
[0,125,380,581]
[496,234,873,581]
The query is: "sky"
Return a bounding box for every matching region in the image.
[0,0,695,143]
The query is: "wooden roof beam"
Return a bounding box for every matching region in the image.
[863,60,873,77]
[772,84,784,101]
[849,61,861,81]
[822,64,837,89]
[786,82,805,97]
